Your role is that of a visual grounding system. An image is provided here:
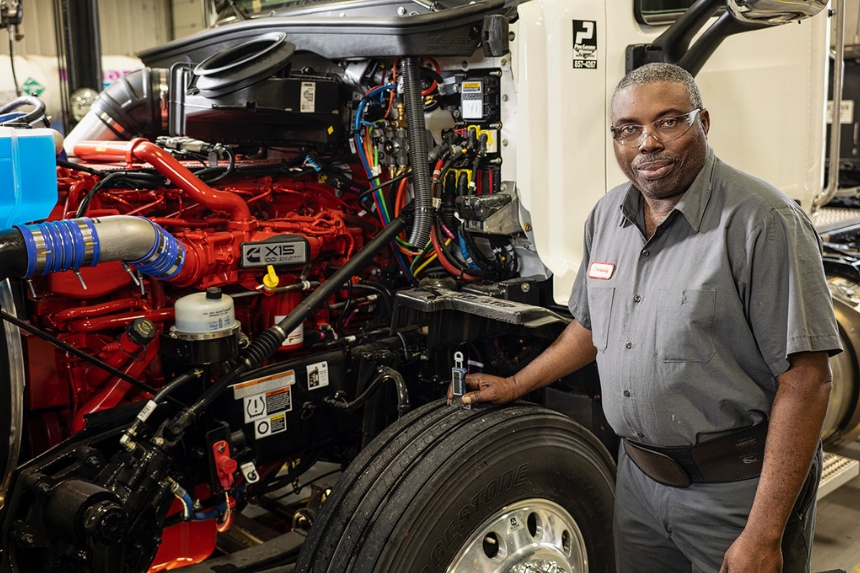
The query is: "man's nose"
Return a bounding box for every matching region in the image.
[638,130,664,153]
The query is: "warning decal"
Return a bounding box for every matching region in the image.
[255,412,287,439]
[233,370,295,399]
[307,361,329,390]
[573,20,597,70]
[301,82,316,113]
[461,81,484,120]
[233,371,294,439]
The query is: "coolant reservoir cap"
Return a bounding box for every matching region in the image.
[128,318,156,346]
[174,290,236,336]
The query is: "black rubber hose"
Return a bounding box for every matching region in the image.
[402,58,433,248]
[323,366,410,418]
[0,230,29,280]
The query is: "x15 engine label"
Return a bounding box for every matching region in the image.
[241,238,308,268]
[573,20,597,69]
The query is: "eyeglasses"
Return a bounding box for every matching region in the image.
[610,109,704,148]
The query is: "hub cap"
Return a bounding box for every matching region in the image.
[447,499,588,573]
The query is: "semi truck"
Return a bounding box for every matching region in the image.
[0,0,857,571]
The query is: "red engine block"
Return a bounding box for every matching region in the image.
[22,141,385,456]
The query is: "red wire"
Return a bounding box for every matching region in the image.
[431,224,480,282]
[422,58,441,96]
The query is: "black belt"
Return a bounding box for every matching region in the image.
[623,422,768,488]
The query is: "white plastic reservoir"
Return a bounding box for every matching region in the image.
[174,287,236,336]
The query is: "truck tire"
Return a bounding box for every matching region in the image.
[296,400,616,573]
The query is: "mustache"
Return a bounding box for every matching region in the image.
[633,152,681,169]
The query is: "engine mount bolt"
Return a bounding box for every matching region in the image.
[397,6,406,15]
[85,455,101,469]
[524,222,532,232]
[36,482,52,496]
[19,533,35,547]
[521,283,531,293]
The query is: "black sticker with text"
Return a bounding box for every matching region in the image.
[573,20,597,70]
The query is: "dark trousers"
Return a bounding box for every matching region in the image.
[614,442,822,573]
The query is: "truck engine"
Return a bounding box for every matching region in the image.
[0,0,852,572]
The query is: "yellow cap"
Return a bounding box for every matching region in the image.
[263,265,279,290]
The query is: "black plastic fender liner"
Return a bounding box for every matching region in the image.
[296,400,617,573]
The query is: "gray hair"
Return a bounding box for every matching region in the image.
[613,63,703,109]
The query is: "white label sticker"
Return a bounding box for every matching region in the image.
[241,461,260,483]
[307,361,329,390]
[242,387,292,424]
[243,393,268,424]
[827,100,855,125]
[301,82,316,113]
[137,399,158,421]
[461,81,483,120]
[232,370,295,399]
[507,516,524,533]
[255,412,287,439]
[274,316,305,346]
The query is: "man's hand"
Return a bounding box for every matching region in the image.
[445,320,598,407]
[447,373,523,406]
[719,530,782,573]
[720,350,831,573]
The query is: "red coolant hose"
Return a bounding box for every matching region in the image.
[73,139,252,221]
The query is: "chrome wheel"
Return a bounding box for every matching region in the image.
[447,499,588,573]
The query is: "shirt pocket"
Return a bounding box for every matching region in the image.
[587,286,615,353]
[655,289,716,362]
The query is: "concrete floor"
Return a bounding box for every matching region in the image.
[812,431,860,573]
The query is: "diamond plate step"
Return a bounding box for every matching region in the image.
[818,451,859,500]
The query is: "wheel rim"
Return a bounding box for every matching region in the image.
[447,499,588,573]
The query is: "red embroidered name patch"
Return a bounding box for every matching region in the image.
[587,262,615,280]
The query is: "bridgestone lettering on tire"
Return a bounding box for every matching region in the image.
[296,400,617,573]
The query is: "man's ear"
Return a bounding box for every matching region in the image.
[700,108,710,137]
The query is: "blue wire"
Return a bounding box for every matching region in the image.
[353,85,413,282]
[458,231,480,270]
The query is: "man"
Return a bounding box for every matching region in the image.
[455,63,841,572]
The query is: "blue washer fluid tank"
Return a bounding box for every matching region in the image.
[0,126,58,228]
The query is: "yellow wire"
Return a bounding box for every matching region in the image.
[413,239,451,275]
[413,254,438,276]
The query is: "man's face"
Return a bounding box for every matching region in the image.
[610,81,710,201]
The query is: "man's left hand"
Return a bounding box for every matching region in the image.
[719,530,782,573]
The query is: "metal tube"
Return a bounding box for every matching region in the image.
[813,0,845,211]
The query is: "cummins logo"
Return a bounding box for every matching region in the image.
[240,237,309,268]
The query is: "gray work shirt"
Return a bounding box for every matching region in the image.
[568,147,841,447]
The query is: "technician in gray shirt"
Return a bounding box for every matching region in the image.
[456,63,841,572]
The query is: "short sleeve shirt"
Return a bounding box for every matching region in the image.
[568,147,842,447]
